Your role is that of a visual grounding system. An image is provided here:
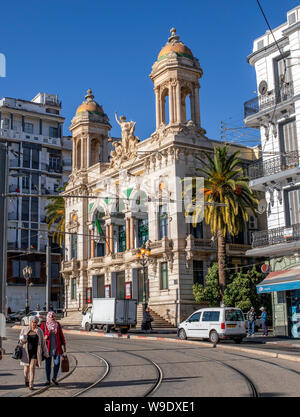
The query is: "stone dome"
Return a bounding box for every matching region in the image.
[158,28,193,61]
[75,89,104,116]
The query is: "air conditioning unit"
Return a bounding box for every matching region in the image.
[248,215,258,230]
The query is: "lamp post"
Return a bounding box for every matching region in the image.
[137,243,151,310]
[23,266,32,315]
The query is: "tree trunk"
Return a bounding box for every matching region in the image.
[217,230,226,301]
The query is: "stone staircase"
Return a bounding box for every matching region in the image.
[136,304,174,328]
[59,310,83,326]
[60,305,175,328]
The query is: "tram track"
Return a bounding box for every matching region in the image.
[67,339,164,397]
[175,349,260,397]
[71,352,111,397]
[220,349,300,376]
[26,347,163,397]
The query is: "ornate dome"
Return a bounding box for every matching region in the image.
[158,28,193,61]
[76,89,104,116]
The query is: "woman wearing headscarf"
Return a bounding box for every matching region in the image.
[40,311,66,385]
[19,316,49,390]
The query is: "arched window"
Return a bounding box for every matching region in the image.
[91,138,100,165]
[161,88,169,124]
[181,87,192,123]
[94,211,106,257]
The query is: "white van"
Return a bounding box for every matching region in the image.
[178,307,246,344]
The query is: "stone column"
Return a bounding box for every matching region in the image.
[130,217,135,249]
[155,88,160,129]
[90,229,95,258]
[176,82,182,123]
[194,85,201,126]
[105,221,112,254]
[73,138,77,170]
[169,83,174,124]
[126,218,130,250]
[87,136,91,168]
[161,92,165,124]
[81,135,84,169]
[190,89,195,123]
[110,224,114,254]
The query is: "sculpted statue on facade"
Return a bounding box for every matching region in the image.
[109,113,140,168]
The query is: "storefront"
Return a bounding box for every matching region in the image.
[257,268,300,338]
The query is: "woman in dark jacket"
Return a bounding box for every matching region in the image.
[40,311,66,385]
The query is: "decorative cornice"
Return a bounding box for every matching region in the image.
[247,37,289,66]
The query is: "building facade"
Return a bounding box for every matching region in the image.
[62,29,260,325]
[0,93,71,312]
[245,6,300,337]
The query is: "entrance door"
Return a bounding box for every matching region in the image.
[97,275,105,298]
[137,269,148,304]
[116,272,125,299]
[289,289,300,338]
[272,291,289,337]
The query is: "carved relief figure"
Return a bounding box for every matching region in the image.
[110,113,140,168]
[115,113,137,153]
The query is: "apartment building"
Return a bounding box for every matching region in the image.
[245,6,300,337]
[0,93,71,311]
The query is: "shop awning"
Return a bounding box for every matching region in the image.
[256,268,300,294]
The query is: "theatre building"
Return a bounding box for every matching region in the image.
[62,29,260,325]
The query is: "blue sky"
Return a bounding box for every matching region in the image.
[0,0,299,142]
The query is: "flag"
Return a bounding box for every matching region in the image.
[95,217,103,237]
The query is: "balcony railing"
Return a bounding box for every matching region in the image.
[252,223,300,248]
[244,81,294,118]
[248,151,299,180]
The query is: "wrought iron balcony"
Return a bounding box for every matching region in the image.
[244,81,294,118]
[252,223,300,248]
[248,151,300,180]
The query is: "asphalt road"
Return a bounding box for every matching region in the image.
[2,327,300,397]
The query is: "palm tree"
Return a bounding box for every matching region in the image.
[186,145,258,299]
[45,186,66,246]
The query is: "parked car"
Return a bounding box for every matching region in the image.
[177,307,247,344]
[20,311,47,326]
[7,310,26,322]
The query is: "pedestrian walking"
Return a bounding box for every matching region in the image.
[40,311,66,386]
[19,316,49,390]
[141,306,154,333]
[49,304,54,312]
[246,306,257,336]
[36,304,40,311]
[259,307,268,336]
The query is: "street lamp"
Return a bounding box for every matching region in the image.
[137,243,151,310]
[23,266,32,315]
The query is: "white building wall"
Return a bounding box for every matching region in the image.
[7,286,46,312]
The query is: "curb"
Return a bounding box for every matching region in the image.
[12,325,300,363]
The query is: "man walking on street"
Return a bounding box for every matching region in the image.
[259,307,268,336]
[247,306,257,336]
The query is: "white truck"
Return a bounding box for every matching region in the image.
[81,298,137,334]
